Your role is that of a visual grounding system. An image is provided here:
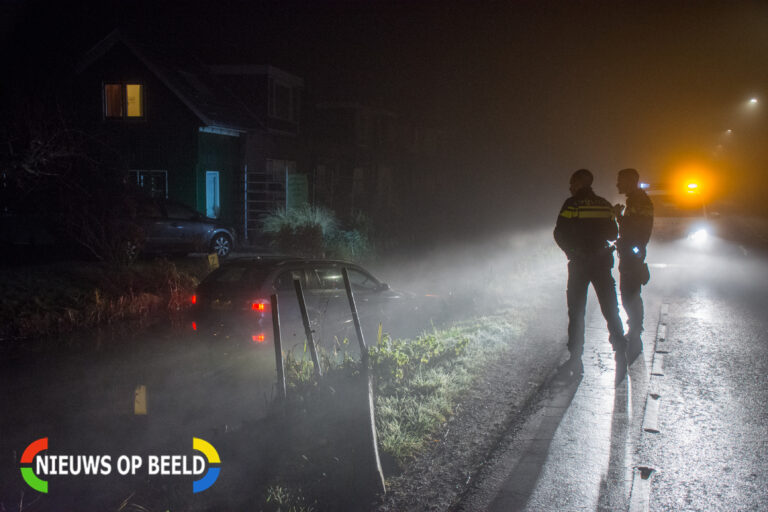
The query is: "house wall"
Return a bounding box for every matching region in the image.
[308,105,405,222]
[75,43,202,211]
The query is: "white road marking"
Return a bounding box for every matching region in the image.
[629,466,657,512]
[651,354,665,376]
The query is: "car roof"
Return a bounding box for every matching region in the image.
[200,256,385,291]
[224,256,360,269]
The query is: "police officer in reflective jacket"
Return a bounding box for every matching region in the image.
[554,169,628,384]
[614,168,653,366]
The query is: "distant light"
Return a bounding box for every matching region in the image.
[726,129,733,134]
[750,98,759,104]
[191,294,197,304]
[690,228,709,244]
[687,183,698,189]
[632,246,640,254]
[192,322,197,331]
[639,182,650,189]
[252,334,266,343]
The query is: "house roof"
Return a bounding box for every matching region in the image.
[76,29,265,133]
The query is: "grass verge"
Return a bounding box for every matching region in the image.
[0,258,211,341]
[255,313,524,510]
[371,315,523,468]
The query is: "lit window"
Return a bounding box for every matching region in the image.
[104,83,144,119]
[125,84,143,117]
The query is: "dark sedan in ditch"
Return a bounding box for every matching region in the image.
[190,257,436,357]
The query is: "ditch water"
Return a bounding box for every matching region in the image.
[0,315,280,508]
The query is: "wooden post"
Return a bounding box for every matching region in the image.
[342,267,386,496]
[271,294,286,402]
[293,278,323,379]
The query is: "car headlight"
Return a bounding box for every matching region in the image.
[689,228,709,244]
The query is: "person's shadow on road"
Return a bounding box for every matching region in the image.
[486,367,582,512]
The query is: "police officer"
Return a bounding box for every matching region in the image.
[614,168,653,366]
[554,169,628,384]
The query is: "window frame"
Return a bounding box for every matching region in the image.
[268,78,296,122]
[102,81,146,120]
[128,170,167,199]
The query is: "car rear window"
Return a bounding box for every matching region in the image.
[165,202,199,220]
[311,267,344,290]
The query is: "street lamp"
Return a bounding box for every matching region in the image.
[749,98,759,105]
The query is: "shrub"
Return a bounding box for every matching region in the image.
[327,229,370,260]
[262,206,338,237]
[262,206,372,259]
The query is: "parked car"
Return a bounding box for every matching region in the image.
[190,257,437,357]
[132,199,236,258]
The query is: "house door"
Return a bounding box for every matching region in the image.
[206,171,220,218]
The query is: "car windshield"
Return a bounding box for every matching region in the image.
[347,268,380,291]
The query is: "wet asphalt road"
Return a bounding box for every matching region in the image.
[640,238,768,511]
[459,228,768,511]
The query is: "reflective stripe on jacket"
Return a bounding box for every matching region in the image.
[554,187,618,260]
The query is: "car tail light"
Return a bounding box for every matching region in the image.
[250,299,270,313]
[192,322,197,331]
[252,334,266,343]
[191,295,197,305]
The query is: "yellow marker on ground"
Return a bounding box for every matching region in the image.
[208,253,220,270]
[134,385,148,415]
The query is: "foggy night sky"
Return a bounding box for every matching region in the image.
[4,0,768,231]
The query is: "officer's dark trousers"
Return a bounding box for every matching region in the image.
[619,258,646,338]
[566,255,625,357]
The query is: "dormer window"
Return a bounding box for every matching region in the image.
[268,78,298,122]
[104,83,144,118]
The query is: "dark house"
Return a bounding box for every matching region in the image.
[308,102,402,220]
[308,102,450,241]
[75,30,305,243]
